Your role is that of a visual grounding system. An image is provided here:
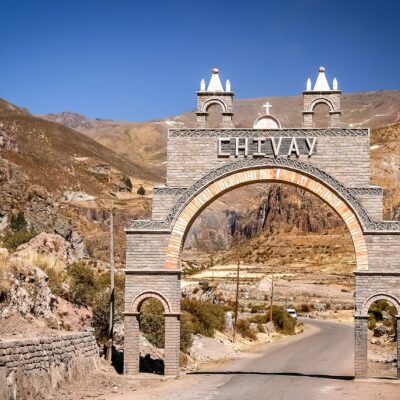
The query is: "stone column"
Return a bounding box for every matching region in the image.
[196,113,208,128]
[354,315,368,378]
[302,112,314,128]
[221,112,234,128]
[164,313,180,377]
[397,316,400,379]
[123,313,140,375]
[329,111,341,128]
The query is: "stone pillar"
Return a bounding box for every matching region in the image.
[397,316,400,379]
[354,315,368,378]
[164,313,180,376]
[196,113,208,128]
[330,111,341,128]
[302,112,314,128]
[221,112,234,128]
[123,313,140,375]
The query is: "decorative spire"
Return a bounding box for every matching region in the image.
[313,66,331,91]
[200,79,206,91]
[306,78,312,91]
[226,79,231,92]
[333,77,338,90]
[207,68,224,92]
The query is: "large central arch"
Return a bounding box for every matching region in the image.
[165,164,368,272]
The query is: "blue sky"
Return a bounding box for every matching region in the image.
[0,0,399,121]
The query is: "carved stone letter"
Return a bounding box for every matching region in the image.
[288,138,300,157]
[253,138,265,157]
[218,138,231,157]
[271,137,283,157]
[235,138,248,157]
[305,137,317,157]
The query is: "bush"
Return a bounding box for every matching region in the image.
[39,262,67,297]
[181,298,226,337]
[0,267,10,299]
[140,298,165,348]
[249,305,296,335]
[10,211,28,231]
[137,186,145,195]
[236,319,257,340]
[180,311,194,353]
[67,262,97,306]
[298,303,314,313]
[91,272,125,343]
[368,317,377,331]
[250,304,267,313]
[2,229,37,252]
[257,322,265,333]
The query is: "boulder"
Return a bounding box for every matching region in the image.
[1,267,56,320]
[14,233,78,265]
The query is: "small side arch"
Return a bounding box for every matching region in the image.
[202,98,227,113]
[309,97,335,113]
[129,291,172,314]
[361,293,400,316]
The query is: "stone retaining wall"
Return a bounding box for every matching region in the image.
[0,330,99,400]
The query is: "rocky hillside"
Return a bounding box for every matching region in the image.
[0,98,157,266]
[41,90,400,179]
[184,183,347,252]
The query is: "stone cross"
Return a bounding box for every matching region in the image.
[263,101,272,115]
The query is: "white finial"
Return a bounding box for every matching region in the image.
[306,78,312,91]
[200,79,206,91]
[333,77,338,90]
[207,67,224,92]
[262,101,272,115]
[226,79,231,92]
[313,66,330,91]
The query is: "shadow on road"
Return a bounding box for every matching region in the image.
[189,371,354,381]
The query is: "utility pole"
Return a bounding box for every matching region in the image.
[233,260,240,342]
[106,202,115,363]
[269,276,274,325]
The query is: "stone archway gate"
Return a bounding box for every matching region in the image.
[123,71,400,378]
[124,128,400,378]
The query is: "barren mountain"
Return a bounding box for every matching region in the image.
[41,90,400,179]
[0,99,156,265]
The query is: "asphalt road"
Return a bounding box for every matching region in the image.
[190,318,355,400]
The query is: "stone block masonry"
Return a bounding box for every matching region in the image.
[0,330,99,400]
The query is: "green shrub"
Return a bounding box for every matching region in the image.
[181,298,226,337]
[249,305,296,335]
[257,322,265,333]
[92,274,125,344]
[298,303,314,313]
[368,316,377,331]
[180,311,194,353]
[236,319,257,340]
[67,262,97,306]
[3,229,37,252]
[250,304,267,314]
[10,211,28,231]
[140,298,165,348]
[40,263,67,297]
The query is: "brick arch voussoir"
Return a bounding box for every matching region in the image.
[130,291,172,314]
[165,163,369,272]
[309,97,335,113]
[361,293,400,316]
[202,98,227,113]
